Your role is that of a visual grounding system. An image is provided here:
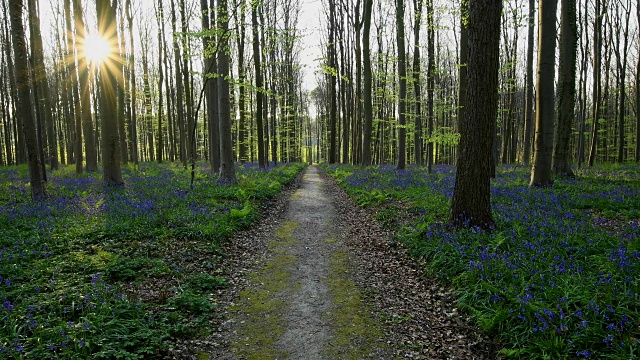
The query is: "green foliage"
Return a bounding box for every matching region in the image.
[0,161,305,357]
[323,163,640,359]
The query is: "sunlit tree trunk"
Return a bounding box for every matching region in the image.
[530,0,557,187]
[96,0,123,185]
[450,0,502,230]
[125,0,138,164]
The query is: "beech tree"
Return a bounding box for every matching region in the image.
[450,0,502,229]
[395,0,407,170]
[96,0,124,185]
[530,0,558,187]
[552,0,577,176]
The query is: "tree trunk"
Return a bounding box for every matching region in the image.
[450,0,502,230]
[96,0,123,185]
[636,0,640,162]
[588,0,603,166]
[522,0,535,165]
[126,0,138,164]
[530,0,557,187]
[217,0,236,183]
[179,0,194,166]
[412,0,423,166]
[396,0,407,170]
[252,2,266,168]
[552,0,576,176]
[156,0,165,163]
[457,0,468,164]
[328,0,338,164]
[10,0,46,198]
[613,3,630,163]
[361,0,373,166]
[115,0,128,164]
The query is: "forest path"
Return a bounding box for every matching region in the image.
[200,165,492,359]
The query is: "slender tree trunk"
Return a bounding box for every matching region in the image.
[588,0,603,166]
[522,0,535,165]
[412,0,423,166]
[426,0,435,172]
[126,0,138,164]
[552,0,576,176]
[328,0,338,164]
[636,0,640,162]
[156,0,165,163]
[179,0,194,166]
[217,0,236,183]
[396,0,407,170]
[450,0,502,230]
[457,0,468,166]
[29,0,57,173]
[613,3,630,163]
[530,0,557,187]
[234,0,248,163]
[252,2,266,168]
[361,0,373,166]
[115,0,128,164]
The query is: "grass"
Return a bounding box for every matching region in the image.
[322,163,640,359]
[0,161,305,358]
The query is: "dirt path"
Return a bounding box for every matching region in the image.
[193,165,492,359]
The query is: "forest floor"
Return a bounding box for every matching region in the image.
[174,166,493,359]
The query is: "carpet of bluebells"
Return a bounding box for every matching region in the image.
[322,163,640,359]
[0,162,305,358]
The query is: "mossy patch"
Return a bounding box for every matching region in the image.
[229,221,300,359]
[290,191,302,201]
[325,251,385,359]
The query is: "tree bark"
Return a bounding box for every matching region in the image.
[522,0,535,165]
[96,0,123,185]
[396,0,407,170]
[361,0,373,166]
[252,2,266,168]
[588,0,603,166]
[9,0,46,198]
[450,0,502,230]
[412,0,423,166]
[217,0,236,183]
[126,0,139,164]
[552,0,576,176]
[530,0,557,187]
[636,0,640,162]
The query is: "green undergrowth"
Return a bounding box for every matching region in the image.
[0,162,305,358]
[322,163,640,359]
[230,221,300,359]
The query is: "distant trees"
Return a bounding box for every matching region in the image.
[0,0,638,184]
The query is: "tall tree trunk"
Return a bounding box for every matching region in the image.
[252,1,266,168]
[328,0,338,164]
[613,2,630,163]
[396,0,407,170]
[426,0,435,172]
[217,0,236,183]
[73,0,97,171]
[361,0,373,166]
[588,0,603,166]
[636,0,640,162]
[9,0,46,198]
[29,0,57,173]
[116,0,128,164]
[457,0,468,166]
[234,0,248,163]
[170,1,186,165]
[126,0,139,164]
[156,0,165,163]
[412,0,423,166]
[522,0,535,165]
[530,0,557,187]
[96,0,124,185]
[450,0,502,230]
[552,0,576,176]
[179,0,194,166]
[576,2,588,167]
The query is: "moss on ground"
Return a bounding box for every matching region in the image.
[325,250,385,359]
[230,221,299,359]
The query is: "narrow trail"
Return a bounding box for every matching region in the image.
[201,165,492,359]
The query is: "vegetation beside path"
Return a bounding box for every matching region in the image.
[0,162,305,358]
[322,163,640,359]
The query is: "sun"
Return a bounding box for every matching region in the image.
[83,34,111,64]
